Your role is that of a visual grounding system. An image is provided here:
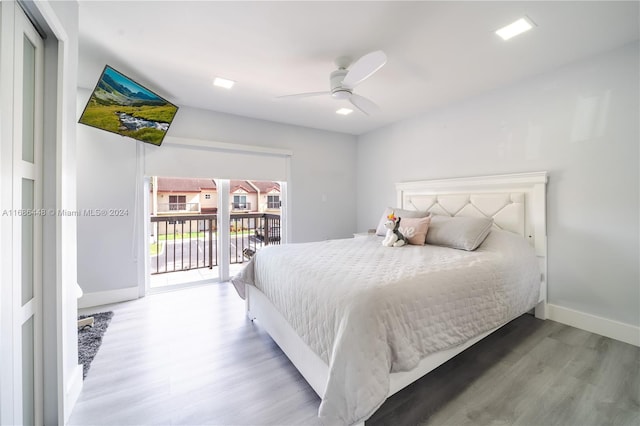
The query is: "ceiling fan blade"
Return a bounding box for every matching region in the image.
[342,50,387,89]
[349,93,380,116]
[276,91,330,99]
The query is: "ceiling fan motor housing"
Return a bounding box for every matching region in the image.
[330,69,351,99]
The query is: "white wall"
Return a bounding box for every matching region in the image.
[168,106,358,242]
[357,42,639,329]
[76,109,140,296]
[76,98,357,296]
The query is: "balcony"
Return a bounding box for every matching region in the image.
[149,213,280,279]
[231,202,251,211]
[157,202,200,214]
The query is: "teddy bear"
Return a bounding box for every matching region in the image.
[381,212,408,247]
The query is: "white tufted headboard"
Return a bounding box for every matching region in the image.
[402,192,526,236]
[396,172,548,318]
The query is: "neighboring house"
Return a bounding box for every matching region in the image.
[151,177,280,216]
[149,177,281,248]
[152,177,217,215]
[230,180,281,213]
[251,180,282,212]
[229,180,256,212]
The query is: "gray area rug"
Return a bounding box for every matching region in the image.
[78,311,114,379]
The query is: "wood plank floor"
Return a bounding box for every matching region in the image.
[69,283,639,426]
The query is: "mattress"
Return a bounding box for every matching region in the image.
[231,230,540,425]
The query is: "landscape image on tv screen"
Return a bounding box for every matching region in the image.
[78,65,178,146]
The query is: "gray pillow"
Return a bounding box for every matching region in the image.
[375,207,429,236]
[426,215,493,251]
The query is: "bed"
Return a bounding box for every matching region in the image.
[231,172,548,426]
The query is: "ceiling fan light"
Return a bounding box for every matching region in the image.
[331,89,351,100]
[336,108,353,115]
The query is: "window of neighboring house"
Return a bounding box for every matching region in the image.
[169,195,186,211]
[267,195,280,209]
[204,194,211,199]
[233,195,248,210]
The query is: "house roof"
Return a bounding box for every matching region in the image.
[230,180,256,194]
[251,181,280,193]
[156,177,216,193]
[154,178,280,194]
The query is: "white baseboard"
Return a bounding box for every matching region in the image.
[547,304,639,347]
[63,364,83,424]
[78,286,139,308]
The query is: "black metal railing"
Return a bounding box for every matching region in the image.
[150,214,217,275]
[150,213,280,274]
[229,213,281,264]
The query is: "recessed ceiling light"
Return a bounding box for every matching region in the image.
[336,108,353,115]
[495,17,535,41]
[213,77,235,89]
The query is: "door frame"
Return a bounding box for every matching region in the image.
[140,174,290,293]
[139,140,292,295]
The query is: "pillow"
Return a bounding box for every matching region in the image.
[426,215,493,251]
[375,207,429,236]
[398,216,431,246]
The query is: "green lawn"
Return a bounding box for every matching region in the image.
[79,100,177,144]
[150,242,162,255]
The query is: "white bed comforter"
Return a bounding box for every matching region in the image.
[231,230,540,425]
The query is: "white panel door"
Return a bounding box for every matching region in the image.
[12,4,44,425]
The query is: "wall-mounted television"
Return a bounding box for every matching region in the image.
[78,65,179,146]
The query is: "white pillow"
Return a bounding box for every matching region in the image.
[426,215,493,251]
[375,207,430,236]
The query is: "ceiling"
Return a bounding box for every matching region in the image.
[78,1,640,136]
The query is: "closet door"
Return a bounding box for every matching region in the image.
[12,4,45,425]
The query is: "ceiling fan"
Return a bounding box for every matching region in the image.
[277,50,387,116]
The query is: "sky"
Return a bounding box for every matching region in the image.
[103,66,161,100]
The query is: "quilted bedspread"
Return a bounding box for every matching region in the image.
[231,230,540,425]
